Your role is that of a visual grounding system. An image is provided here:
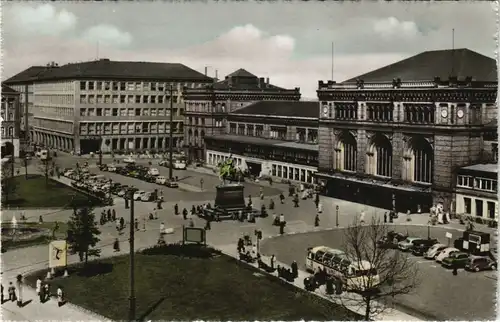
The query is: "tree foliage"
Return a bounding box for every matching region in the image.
[67,206,102,265]
[1,162,17,203]
[338,216,420,320]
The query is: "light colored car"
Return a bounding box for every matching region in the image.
[124,157,136,164]
[156,176,167,185]
[63,170,74,177]
[107,164,117,172]
[117,189,127,197]
[141,192,155,202]
[435,247,459,263]
[133,190,146,200]
[398,237,422,251]
[148,168,160,176]
[424,243,448,259]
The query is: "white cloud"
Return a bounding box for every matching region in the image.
[373,17,419,39]
[9,4,77,36]
[82,24,133,48]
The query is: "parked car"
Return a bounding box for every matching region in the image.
[398,237,423,252]
[435,247,460,263]
[377,231,408,249]
[156,176,167,185]
[424,243,448,259]
[148,168,160,176]
[165,180,179,188]
[63,169,74,177]
[412,239,439,256]
[124,157,136,164]
[133,190,146,200]
[107,164,117,172]
[442,251,470,269]
[158,160,168,167]
[464,256,497,272]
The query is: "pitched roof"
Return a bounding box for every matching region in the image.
[226,68,257,78]
[231,101,318,118]
[343,48,497,83]
[1,84,19,94]
[4,59,213,84]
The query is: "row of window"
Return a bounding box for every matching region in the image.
[79,81,204,92]
[228,122,318,143]
[1,112,14,121]
[79,122,182,135]
[36,94,73,106]
[271,164,316,184]
[79,107,179,117]
[39,106,73,117]
[79,94,179,104]
[462,197,496,219]
[457,175,498,192]
[185,102,227,113]
[1,127,14,137]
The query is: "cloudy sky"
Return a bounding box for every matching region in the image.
[1,1,497,98]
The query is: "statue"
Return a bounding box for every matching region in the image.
[218,156,242,185]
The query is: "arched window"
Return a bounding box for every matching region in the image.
[194,130,199,145]
[188,129,193,145]
[366,135,392,177]
[8,127,13,136]
[335,131,357,172]
[403,137,433,184]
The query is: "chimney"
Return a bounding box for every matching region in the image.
[215,70,218,81]
[204,67,208,76]
[266,77,269,85]
[259,77,265,88]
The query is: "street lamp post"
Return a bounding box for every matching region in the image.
[128,188,136,321]
[168,84,174,180]
[336,205,339,227]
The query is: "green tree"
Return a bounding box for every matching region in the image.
[67,206,102,265]
[1,162,17,204]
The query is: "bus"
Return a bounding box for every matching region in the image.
[39,149,50,161]
[305,246,380,291]
[173,157,186,170]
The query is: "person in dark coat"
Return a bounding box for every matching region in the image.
[315,193,320,208]
[191,205,196,215]
[315,214,320,227]
[112,209,116,221]
[107,209,112,221]
[293,194,299,208]
[174,204,179,215]
[8,282,15,302]
[182,208,188,220]
[279,192,285,204]
[120,217,125,230]
[1,284,4,303]
[291,260,298,278]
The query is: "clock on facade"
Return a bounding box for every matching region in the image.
[441,108,448,118]
[323,106,328,116]
[457,109,464,119]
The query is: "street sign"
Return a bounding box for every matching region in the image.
[49,240,68,268]
[445,232,452,239]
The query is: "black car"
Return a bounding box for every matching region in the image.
[377,231,408,249]
[411,239,439,256]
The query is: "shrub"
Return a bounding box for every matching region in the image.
[140,242,221,258]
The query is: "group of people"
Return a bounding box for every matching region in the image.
[100,208,117,225]
[1,275,64,308]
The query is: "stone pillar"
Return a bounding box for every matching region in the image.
[356,129,367,173]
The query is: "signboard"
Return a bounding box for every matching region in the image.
[49,240,68,268]
[445,232,452,239]
[183,227,206,245]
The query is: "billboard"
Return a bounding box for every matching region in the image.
[183,227,206,244]
[49,240,68,268]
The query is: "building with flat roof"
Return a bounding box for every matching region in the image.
[1,84,22,157]
[316,48,497,214]
[455,163,497,225]
[205,100,319,183]
[4,59,213,154]
[182,69,301,162]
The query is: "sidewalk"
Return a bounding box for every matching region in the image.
[216,244,421,321]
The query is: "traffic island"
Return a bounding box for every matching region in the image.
[24,244,360,321]
[1,174,104,208]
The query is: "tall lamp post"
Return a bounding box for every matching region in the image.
[168,84,174,180]
[127,188,136,321]
[336,205,339,227]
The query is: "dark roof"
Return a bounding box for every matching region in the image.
[344,48,497,83]
[1,84,19,94]
[206,134,318,152]
[4,59,213,84]
[231,101,318,118]
[226,68,257,78]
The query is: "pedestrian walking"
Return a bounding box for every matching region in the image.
[279,192,285,204]
[384,212,387,223]
[270,255,276,269]
[291,260,298,278]
[1,284,4,303]
[44,283,50,302]
[107,209,112,222]
[182,208,188,220]
[57,286,64,307]
[113,238,120,252]
[204,217,211,230]
[120,217,125,230]
[174,204,179,215]
[134,218,139,231]
[314,214,320,227]
[112,209,116,221]
[315,193,319,208]
[36,277,42,299]
[293,194,299,208]
[8,282,16,302]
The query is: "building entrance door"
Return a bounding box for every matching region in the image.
[475,199,484,218]
[246,161,262,178]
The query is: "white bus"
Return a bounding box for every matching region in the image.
[173,157,186,170]
[305,246,380,291]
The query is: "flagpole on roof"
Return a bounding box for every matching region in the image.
[451,29,455,76]
[331,41,334,81]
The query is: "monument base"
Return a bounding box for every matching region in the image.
[215,184,245,211]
